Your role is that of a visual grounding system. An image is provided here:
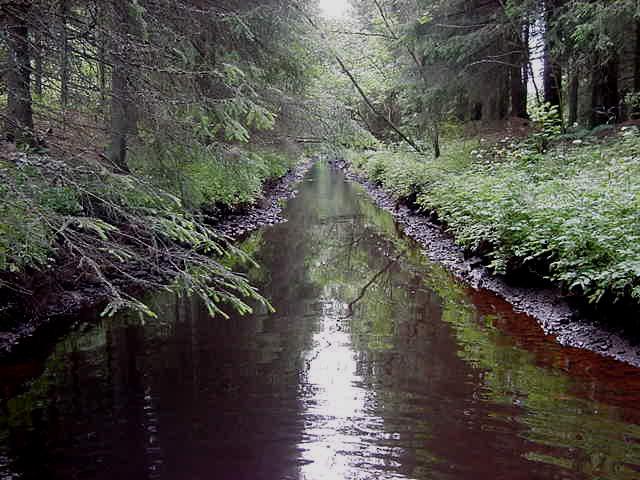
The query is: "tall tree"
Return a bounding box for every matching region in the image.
[108,0,138,171]
[590,52,619,126]
[542,0,563,112]
[59,0,70,110]
[3,0,34,144]
[510,26,528,119]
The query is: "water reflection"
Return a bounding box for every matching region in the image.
[1,162,640,479]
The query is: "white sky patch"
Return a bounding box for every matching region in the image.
[319,0,349,18]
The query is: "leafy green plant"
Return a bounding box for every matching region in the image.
[347,132,640,306]
[0,153,280,319]
[529,102,563,153]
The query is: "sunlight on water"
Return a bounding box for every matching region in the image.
[299,295,406,479]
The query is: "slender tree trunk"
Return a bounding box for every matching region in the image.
[60,0,70,110]
[33,29,42,97]
[108,0,138,171]
[4,2,34,145]
[96,1,107,114]
[630,19,640,119]
[542,53,562,107]
[510,61,527,118]
[542,0,562,113]
[431,123,440,159]
[635,19,640,93]
[510,27,528,118]
[110,63,129,171]
[568,64,579,126]
[590,53,620,127]
[98,43,107,114]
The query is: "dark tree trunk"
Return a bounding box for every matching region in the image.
[635,20,640,93]
[110,63,129,171]
[98,42,107,113]
[510,27,528,118]
[4,2,34,145]
[510,60,527,118]
[108,0,138,172]
[96,1,107,114]
[60,0,70,110]
[542,54,562,107]
[454,94,469,122]
[542,0,562,113]
[568,64,579,126]
[432,126,440,159]
[590,53,620,127]
[33,29,42,97]
[486,70,509,121]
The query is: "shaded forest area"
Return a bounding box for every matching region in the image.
[329,0,640,152]
[1,0,640,328]
[328,0,640,313]
[0,0,320,320]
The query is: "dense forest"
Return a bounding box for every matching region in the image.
[0,0,320,318]
[1,0,640,321]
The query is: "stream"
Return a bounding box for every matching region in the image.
[1,162,640,480]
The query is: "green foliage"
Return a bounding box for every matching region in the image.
[625,92,640,117]
[0,154,274,318]
[529,103,563,153]
[130,143,296,211]
[347,132,640,304]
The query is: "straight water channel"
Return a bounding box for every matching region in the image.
[2,162,640,480]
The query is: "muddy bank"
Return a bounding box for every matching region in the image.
[215,157,315,239]
[330,159,640,368]
[0,158,315,358]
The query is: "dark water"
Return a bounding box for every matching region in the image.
[2,163,640,480]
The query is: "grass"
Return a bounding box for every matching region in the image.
[345,127,640,305]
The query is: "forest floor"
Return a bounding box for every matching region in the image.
[335,125,640,366]
[0,155,315,358]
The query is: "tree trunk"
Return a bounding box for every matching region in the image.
[60,0,70,110]
[635,19,640,93]
[108,0,137,172]
[96,1,107,114]
[4,2,34,145]
[542,0,562,113]
[33,29,42,97]
[568,64,579,126]
[110,63,129,171]
[432,123,440,159]
[510,27,528,118]
[590,53,620,127]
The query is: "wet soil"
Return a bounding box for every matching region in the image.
[0,158,315,358]
[330,159,640,367]
[215,157,315,239]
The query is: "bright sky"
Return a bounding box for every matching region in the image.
[319,0,349,18]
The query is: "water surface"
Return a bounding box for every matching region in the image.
[2,162,640,480]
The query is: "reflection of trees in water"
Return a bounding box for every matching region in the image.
[307,179,640,479]
[2,163,640,480]
[436,282,640,479]
[0,168,327,480]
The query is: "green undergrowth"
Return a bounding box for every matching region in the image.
[346,127,640,305]
[0,143,300,319]
[130,143,297,211]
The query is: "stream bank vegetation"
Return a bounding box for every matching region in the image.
[0,0,321,322]
[2,0,640,330]
[323,0,640,312]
